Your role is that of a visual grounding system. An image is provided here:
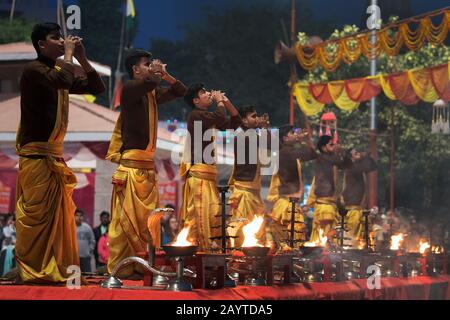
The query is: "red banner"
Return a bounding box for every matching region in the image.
[0,182,11,213]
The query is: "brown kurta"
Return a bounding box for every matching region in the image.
[313,152,352,198]
[342,155,377,206]
[106,76,186,276]
[180,107,240,250]
[233,127,271,182]
[16,55,105,283]
[278,143,317,196]
[186,106,241,164]
[18,55,105,148]
[120,76,187,153]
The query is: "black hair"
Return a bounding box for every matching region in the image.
[165,204,175,210]
[31,22,61,54]
[75,208,85,216]
[317,135,333,153]
[238,105,256,119]
[100,211,110,218]
[184,83,205,108]
[278,124,293,145]
[124,49,153,78]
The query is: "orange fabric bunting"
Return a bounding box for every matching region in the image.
[295,8,450,71]
[293,61,450,116]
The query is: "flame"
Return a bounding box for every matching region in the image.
[171,226,193,247]
[304,229,328,247]
[390,233,404,250]
[419,240,430,255]
[358,240,365,250]
[319,229,328,247]
[432,246,444,254]
[242,216,265,247]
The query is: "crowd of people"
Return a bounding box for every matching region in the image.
[70,203,180,274]
[0,201,182,277]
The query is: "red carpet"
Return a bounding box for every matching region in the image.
[0,276,449,300]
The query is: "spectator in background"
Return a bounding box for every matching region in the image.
[0,237,16,276]
[161,214,179,246]
[75,209,95,273]
[0,215,5,249]
[0,215,7,228]
[169,215,179,234]
[160,204,178,246]
[2,215,16,250]
[93,211,110,267]
[97,232,109,269]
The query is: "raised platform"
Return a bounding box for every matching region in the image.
[0,276,449,300]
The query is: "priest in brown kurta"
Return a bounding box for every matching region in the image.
[306,135,352,242]
[16,23,105,284]
[106,49,186,277]
[267,126,317,250]
[180,84,241,251]
[341,150,377,245]
[227,106,271,248]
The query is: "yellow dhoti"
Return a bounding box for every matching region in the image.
[228,167,266,248]
[310,200,338,243]
[269,197,306,247]
[15,89,80,283]
[107,151,159,277]
[345,207,364,246]
[106,91,160,276]
[266,160,305,248]
[180,163,221,251]
[16,156,79,283]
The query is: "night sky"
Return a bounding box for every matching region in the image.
[132,0,450,48]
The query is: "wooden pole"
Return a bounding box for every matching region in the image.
[389,103,395,212]
[368,0,378,208]
[56,0,60,27]
[57,0,67,37]
[289,0,297,126]
[111,3,126,109]
[9,0,16,22]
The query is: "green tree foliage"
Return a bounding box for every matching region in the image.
[77,0,137,107]
[78,0,123,68]
[0,18,34,44]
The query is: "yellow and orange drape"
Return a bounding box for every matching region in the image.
[293,61,450,116]
[295,9,450,71]
[15,89,80,284]
[106,91,160,277]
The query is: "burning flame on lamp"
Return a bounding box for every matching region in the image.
[432,246,444,254]
[419,240,430,255]
[304,229,328,247]
[390,233,404,250]
[358,240,365,250]
[242,216,265,247]
[171,226,193,247]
